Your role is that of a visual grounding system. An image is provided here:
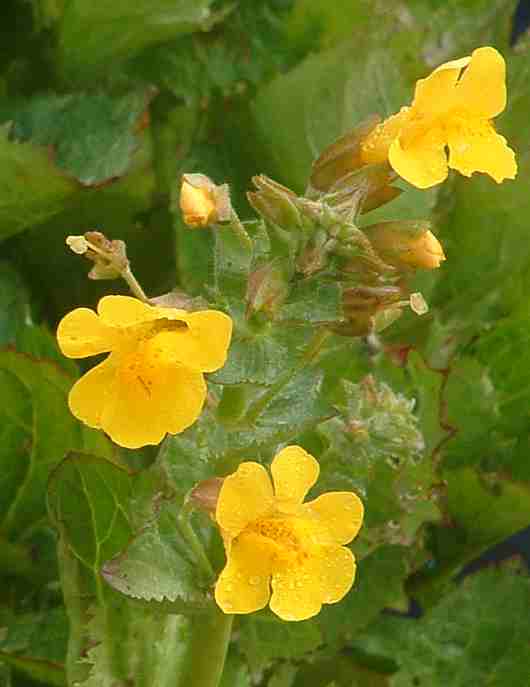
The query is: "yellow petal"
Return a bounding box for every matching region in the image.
[302,492,364,545]
[412,56,470,117]
[389,128,448,189]
[57,307,116,358]
[68,355,119,429]
[173,310,233,372]
[269,546,355,621]
[447,118,517,183]
[456,46,506,119]
[215,532,274,614]
[97,295,160,328]
[271,446,320,505]
[102,357,205,449]
[361,107,411,165]
[216,463,274,537]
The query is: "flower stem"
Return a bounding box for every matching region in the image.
[177,609,234,687]
[178,503,215,581]
[122,265,149,302]
[245,327,331,424]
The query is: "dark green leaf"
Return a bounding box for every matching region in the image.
[352,564,530,687]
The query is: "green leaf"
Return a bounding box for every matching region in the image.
[57,0,215,84]
[213,221,253,304]
[0,262,31,346]
[101,500,212,613]
[219,655,250,687]
[278,278,343,324]
[0,608,68,687]
[317,376,439,556]
[0,126,78,241]
[318,546,410,646]
[0,350,114,540]
[352,564,530,687]
[240,614,322,673]
[4,91,154,185]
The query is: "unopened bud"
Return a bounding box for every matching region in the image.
[310,115,381,192]
[189,478,224,516]
[179,173,232,228]
[365,221,445,270]
[247,175,301,228]
[338,285,404,336]
[246,259,290,317]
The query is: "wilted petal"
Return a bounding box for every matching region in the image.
[271,446,320,505]
[216,463,274,537]
[57,307,117,358]
[447,118,517,183]
[215,532,274,614]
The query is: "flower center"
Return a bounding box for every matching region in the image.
[248,517,309,570]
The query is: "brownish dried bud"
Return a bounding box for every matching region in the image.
[66,230,129,280]
[310,115,382,192]
[189,478,224,516]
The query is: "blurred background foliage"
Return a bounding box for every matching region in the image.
[1,1,530,686]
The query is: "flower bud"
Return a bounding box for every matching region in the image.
[247,175,301,228]
[246,259,290,317]
[189,478,224,516]
[179,173,232,228]
[364,221,445,270]
[310,115,381,192]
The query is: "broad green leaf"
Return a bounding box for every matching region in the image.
[318,546,409,646]
[0,608,68,687]
[101,501,212,613]
[0,350,114,540]
[240,614,322,673]
[48,454,195,686]
[352,565,530,687]
[3,91,154,186]
[0,126,78,241]
[57,0,215,84]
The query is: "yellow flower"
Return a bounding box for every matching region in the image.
[57,295,232,449]
[361,46,517,188]
[180,178,218,228]
[215,446,364,621]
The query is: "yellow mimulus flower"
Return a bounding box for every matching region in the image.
[57,295,232,449]
[215,446,364,621]
[361,46,517,189]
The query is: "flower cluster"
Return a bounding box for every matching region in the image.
[215,446,364,621]
[361,46,517,188]
[57,295,232,449]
